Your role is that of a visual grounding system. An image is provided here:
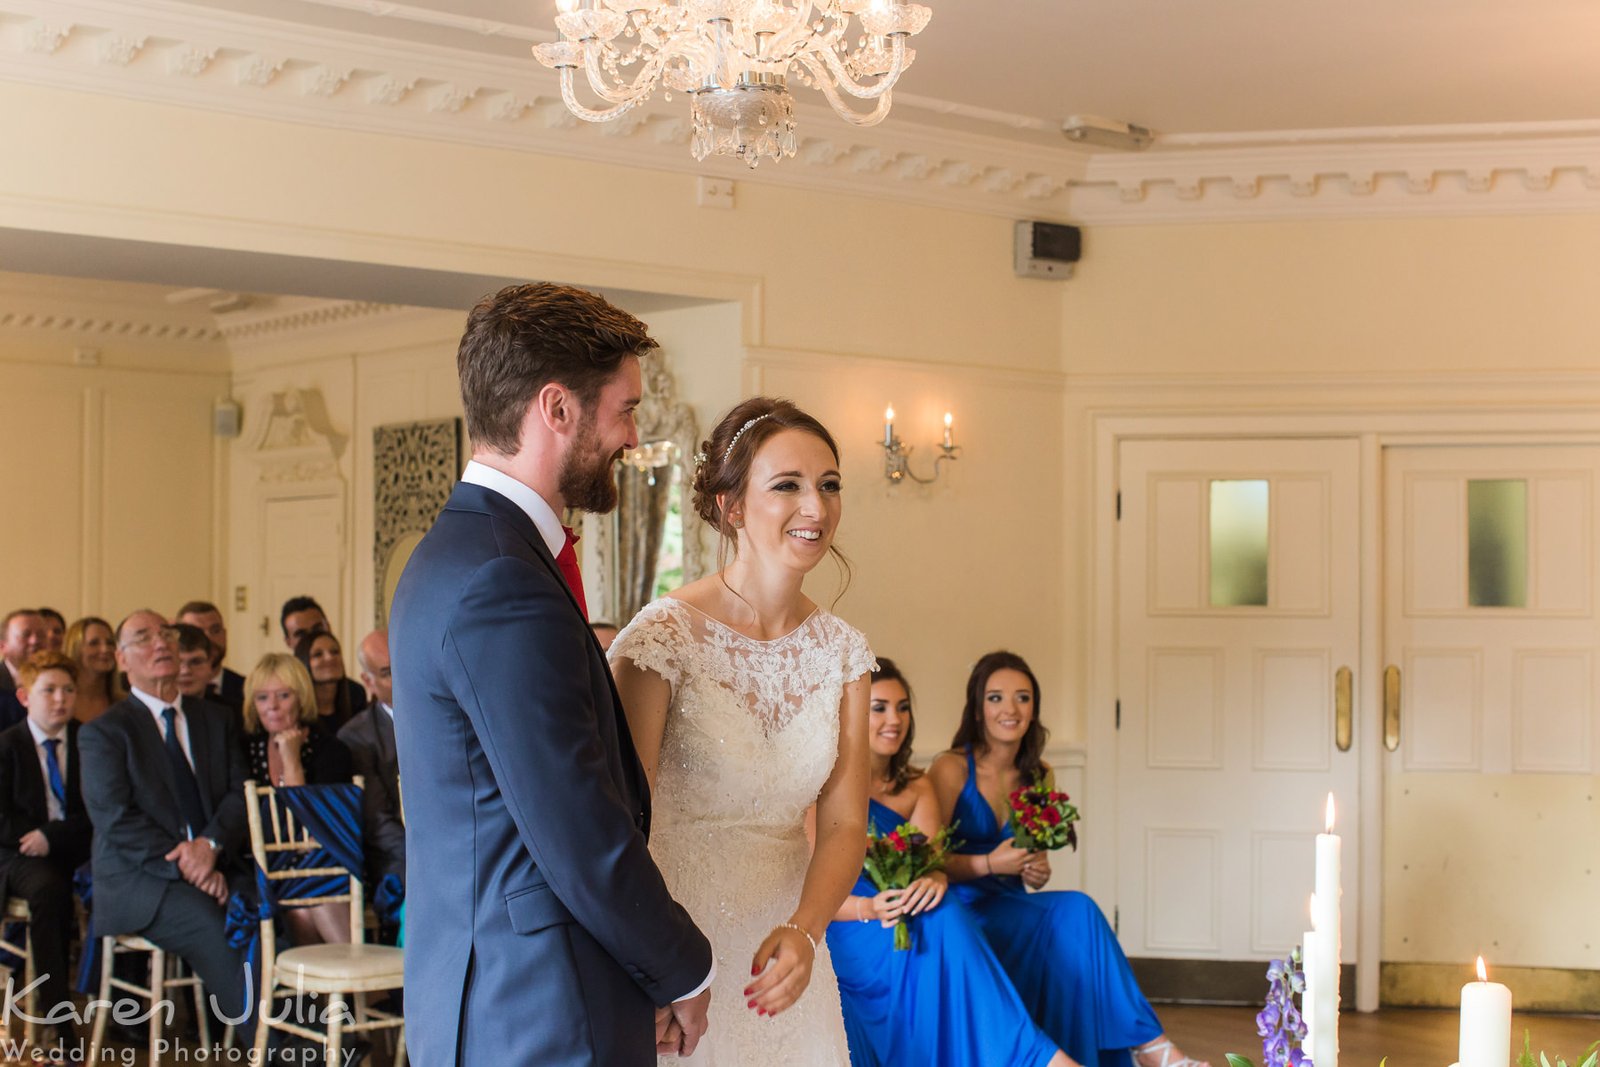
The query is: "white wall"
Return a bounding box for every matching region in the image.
[0,271,228,625]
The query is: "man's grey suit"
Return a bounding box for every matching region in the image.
[78,696,252,1021]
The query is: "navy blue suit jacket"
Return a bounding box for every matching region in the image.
[391,480,711,1066]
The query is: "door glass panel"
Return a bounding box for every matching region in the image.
[1210,479,1270,607]
[1467,478,1528,608]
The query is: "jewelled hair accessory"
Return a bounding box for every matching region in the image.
[721,413,773,463]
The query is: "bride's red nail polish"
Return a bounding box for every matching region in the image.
[751,964,760,976]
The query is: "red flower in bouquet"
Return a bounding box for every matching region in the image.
[1008,778,1080,853]
[863,821,957,950]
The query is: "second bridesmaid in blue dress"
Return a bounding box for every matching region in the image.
[824,658,1069,1067]
[928,651,1209,1067]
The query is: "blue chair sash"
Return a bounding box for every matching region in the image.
[226,783,368,972]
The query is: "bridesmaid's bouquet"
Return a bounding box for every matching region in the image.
[1008,778,1081,852]
[862,822,956,951]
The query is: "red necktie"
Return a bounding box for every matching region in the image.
[555,525,589,620]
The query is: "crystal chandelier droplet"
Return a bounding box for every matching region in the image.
[533,0,932,168]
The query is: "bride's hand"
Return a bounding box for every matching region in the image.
[987,839,1033,877]
[745,925,815,1018]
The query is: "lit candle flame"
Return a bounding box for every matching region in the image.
[943,411,953,428]
[885,405,895,422]
[1325,793,1336,834]
[1476,956,1487,982]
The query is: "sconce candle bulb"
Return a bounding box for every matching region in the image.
[879,405,961,486]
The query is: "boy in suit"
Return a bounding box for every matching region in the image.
[0,650,93,1050]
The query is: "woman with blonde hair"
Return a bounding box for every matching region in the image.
[244,652,354,946]
[64,616,124,722]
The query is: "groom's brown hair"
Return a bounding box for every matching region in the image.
[458,283,658,455]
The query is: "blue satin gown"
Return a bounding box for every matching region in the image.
[949,749,1162,1067]
[827,799,1060,1067]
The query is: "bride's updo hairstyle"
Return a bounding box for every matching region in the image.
[692,396,852,586]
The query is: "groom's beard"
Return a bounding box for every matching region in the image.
[559,416,623,514]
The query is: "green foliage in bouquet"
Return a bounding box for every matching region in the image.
[862,821,956,951]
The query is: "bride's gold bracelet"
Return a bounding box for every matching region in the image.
[776,922,818,954]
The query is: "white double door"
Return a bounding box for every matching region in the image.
[1115,437,1600,977]
[1116,438,1362,964]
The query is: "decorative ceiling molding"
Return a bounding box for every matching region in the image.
[5,0,1600,225]
[0,308,221,341]
[1069,135,1600,225]
[0,0,1085,220]
[216,298,404,341]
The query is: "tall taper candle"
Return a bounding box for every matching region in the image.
[1459,957,1511,1067]
[884,406,895,448]
[1310,795,1340,1067]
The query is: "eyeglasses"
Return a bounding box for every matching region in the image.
[120,626,180,651]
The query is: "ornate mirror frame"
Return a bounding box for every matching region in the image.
[583,352,707,625]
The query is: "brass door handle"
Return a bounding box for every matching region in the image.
[1383,664,1402,752]
[1335,667,1353,752]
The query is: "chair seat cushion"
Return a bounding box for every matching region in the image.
[274,944,403,985]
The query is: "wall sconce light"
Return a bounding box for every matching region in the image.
[620,440,678,486]
[881,405,960,485]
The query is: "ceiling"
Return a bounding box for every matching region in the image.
[191,0,1600,140]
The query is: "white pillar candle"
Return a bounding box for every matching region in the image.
[1301,919,1319,1052]
[1309,795,1340,1067]
[1459,957,1512,1067]
[1313,794,1341,939]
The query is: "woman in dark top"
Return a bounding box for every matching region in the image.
[292,631,366,735]
[244,652,353,946]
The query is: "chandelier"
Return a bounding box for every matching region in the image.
[532,0,932,168]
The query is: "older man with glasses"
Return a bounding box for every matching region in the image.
[77,610,253,1026]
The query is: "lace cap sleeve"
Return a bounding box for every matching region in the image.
[838,619,877,682]
[608,599,692,688]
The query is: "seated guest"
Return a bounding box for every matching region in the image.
[244,653,353,947]
[292,631,366,735]
[175,601,243,715]
[827,658,1068,1067]
[36,609,66,653]
[173,623,219,705]
[0,651,93,1053]
[338,630,404,889]
[65,617,125,723]
[281,595,367,713]
[0,611,47,730]
[928,652,1206,1067]
[78,611,253,1026]
[279,595,330,651]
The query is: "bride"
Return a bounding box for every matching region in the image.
[610,396,872,1065]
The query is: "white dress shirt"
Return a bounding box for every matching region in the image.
[459,460,714,1003]
[460,460,566,559]
[26,720,67,822]
[129,687,195,768]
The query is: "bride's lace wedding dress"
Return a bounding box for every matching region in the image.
[610,597,875,1066]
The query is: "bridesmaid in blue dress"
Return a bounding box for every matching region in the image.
[824,659,1069,1067]
[927,651,1208,1067]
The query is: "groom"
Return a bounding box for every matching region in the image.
[391,283,714,1065]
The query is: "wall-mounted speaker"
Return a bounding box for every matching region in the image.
[213,399,242,439]
[1014,221,1081,280]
